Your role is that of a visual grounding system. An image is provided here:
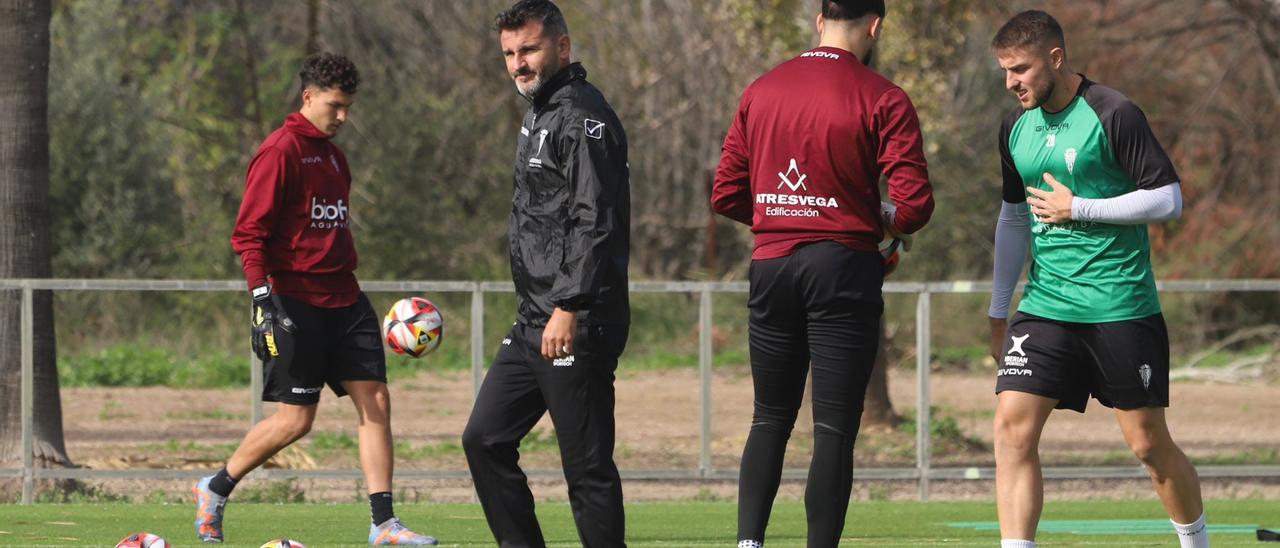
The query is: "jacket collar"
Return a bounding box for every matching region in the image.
[284,112,331,140]
[527,62,587,108]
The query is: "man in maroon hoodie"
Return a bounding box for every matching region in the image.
[711,1,933,546]
[193,53,436,546]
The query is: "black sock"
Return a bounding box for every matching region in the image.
[208,468,238,497]
[370,492,394,526]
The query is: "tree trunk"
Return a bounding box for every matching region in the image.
[0,0,70,470]
[861,316,902,430]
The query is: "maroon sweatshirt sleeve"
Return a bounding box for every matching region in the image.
[230,146,290,290]
[711,91,754,226]
[873,88,934,234]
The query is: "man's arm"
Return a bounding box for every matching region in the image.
[989,113,1028,361]
[1027,175,1182,225]
[1072,182,1182,224]
[230,146,295,361]
[711,92,753,225]
[542,111,628,359]
[230,147,290,290]
[873,88,934,234]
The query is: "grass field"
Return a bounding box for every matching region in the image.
[0,500,1274,547]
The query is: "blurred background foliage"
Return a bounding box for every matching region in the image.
[43,0,1279,373]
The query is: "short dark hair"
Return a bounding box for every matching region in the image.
[992,10,1066,52]
[299,52,360,94]
[495,0,569,37]
[821,0,885,21]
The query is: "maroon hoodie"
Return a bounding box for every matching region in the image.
[712,46,934,260]
[231,112,360,308]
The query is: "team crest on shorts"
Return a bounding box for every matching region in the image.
[1138,363,1152,390]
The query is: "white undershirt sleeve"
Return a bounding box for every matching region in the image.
[1071,183,1182,224]
[988,201,1030,319]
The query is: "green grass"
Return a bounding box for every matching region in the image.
[0,500,1272,546]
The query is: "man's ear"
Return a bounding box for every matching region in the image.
[1049,46,1066,71]
[816,13,825,37]
[557,33,572,63]
[868,16,882,40]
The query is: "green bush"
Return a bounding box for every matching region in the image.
[59,344,248,388]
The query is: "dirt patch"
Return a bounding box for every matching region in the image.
[32,367,1280,502]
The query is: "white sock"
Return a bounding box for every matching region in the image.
[1000,541,1035,548]
[1172,513,1209,548]
[737,541,762,548]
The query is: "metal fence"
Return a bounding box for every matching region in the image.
[3,278,1279,505]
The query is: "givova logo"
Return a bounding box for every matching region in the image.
[310,197,348,229]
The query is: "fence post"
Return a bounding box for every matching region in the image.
[915,291,932,501]
[21,285,35,504]
[471,284,485,398]
[698,286,713,477]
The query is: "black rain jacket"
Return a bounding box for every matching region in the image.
[509,63,630,327]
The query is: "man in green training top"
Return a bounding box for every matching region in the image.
[986,11,1209,548]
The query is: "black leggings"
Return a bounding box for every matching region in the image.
[738,242,883,547]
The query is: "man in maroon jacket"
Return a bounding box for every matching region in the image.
[711,1,933,546]
[192,53,436,546]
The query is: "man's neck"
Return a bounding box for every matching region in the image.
[1043,72,1083,113]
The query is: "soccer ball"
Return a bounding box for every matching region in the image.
[115,533,169,548]
[383,297,445,357]
[259,540,306,548]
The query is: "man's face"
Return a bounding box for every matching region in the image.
[500,21,567,100]
[997,46,1056,110]
[300,86,354,136]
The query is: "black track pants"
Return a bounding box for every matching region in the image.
[737,242,884,547]
[463,323,628,548]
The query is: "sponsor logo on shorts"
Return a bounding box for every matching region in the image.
[290,386,323,394]
[1008,334,1029,356]
[1004,333,1030,368]
[501,338,512,346]
[552,355,574,367]
[997,367,1033,377]
[1138,363,1152,390]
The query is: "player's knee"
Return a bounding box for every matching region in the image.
[461,422,505,456]
[277,416,313,442]
[992,414,1037,455]
[1127,435,1174,467]
[751,405,800,433]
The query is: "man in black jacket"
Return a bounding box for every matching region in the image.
[462,1,631,546]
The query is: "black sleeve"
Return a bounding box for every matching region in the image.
[549,108,629,311]
[999,108,1026,204]
[1088,86,1180,190]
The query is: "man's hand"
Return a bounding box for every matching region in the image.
[879,201,913,251]
[541,308,578,360]
[1026,173,1074,224]
[988,316,1008,364]
[250,286,294,362]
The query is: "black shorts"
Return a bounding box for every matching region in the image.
[995,312,1170,412]
[263,292,387,405]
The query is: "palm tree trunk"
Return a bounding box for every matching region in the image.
[0,0,71,473]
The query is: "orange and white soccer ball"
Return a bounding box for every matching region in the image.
[115,533,169,548]
[383,297,445,358]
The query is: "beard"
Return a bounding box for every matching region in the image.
[1025,79,1055,110]
[514,58,562,100]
